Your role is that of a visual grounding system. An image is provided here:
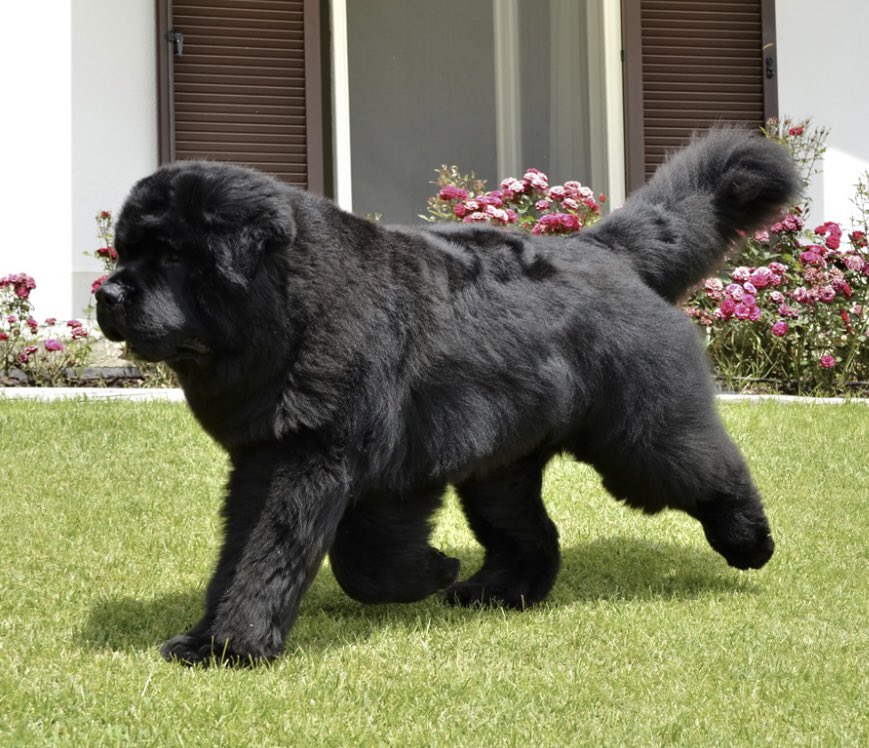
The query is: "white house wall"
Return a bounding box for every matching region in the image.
[776,0,869,226]
[71,0,158,317]
[1,3,73,318]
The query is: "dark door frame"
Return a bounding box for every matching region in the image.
[621,0,779,194]
[154,0,325,193]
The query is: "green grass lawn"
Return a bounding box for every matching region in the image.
[0,399,866,746]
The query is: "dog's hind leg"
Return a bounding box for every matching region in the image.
[448,450,560,608]
[587,409,775,571]
[329,489,460,604]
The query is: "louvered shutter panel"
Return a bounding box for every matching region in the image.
[623,0,777,191]
[163,0,323,190]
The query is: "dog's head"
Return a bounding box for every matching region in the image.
[96,162,295,365]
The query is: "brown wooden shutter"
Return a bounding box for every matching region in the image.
[622,0,778,192]
[158,0,324,192]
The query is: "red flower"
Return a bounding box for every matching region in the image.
[91,275,108,294]
[438,185,468,202]
[788,126,804,137]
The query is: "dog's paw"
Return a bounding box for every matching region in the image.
[160,633,274,668]
[445,573,539,610]
[430,549,461,590]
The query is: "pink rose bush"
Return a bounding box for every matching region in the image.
[683,120,868,395]
[425,164,604,235]
[0,273,93,386]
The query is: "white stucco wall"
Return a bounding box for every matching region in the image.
[0,0,157,320]
[71,0,159,316]
[1,4,73,317]
[776,0,869,225]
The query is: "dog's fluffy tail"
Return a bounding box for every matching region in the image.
[586,128,801,302]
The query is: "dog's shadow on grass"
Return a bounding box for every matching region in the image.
[82,536,758,657]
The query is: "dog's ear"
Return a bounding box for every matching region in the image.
[210,204,295,289]
[178,165,296,290]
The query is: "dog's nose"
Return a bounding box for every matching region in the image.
[95,279,124,306]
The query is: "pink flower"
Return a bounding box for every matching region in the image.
[704,278,724,300]
[815,222,843,251]
[71,327,89,340]
[771,214,805,234]
[778,304,800,319]
[535,199,551,211]
[485,206,510,224]
[26,317,38,332]
[818,285,836,303]
[0,273,36,300]
[96,246,119,261]
[502,178,526,194]
[531,213,580,235]
[487,194,504,208]
[547,186,566,201]
[844,255,865,272]
[561,214,581,231]
[732,266,751,283]
[91,275,108,294]
[44,339,64,352]
[769,291,785,304]
[45,317,57,326]
[819,355,835,369]
[67,319,83,328]
[562,181,585,198]
[742,293,757,308]
[562,198,580,211]
[800,249,823,266]
[733,303,753,320]
[749,267,772,288]
[725,283,744,301]
[719,297,737,317]
[462,211,488,223]
[438,185,469,202]
[743,281,758,296]
[852,304,864,316]
[753,230,770,243]
[771,321,789,337]
[523,169,548,191]
[583,197,601,214]
[768,262,787,275]
[18,345,38,364]
[835,280,853,298]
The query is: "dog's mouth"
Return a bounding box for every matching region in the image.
[127,336,213,364]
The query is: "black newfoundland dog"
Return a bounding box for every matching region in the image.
[96,129,798,665]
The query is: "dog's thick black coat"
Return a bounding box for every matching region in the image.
[96,129,799,665]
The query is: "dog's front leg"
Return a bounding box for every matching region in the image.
[161,443,351,666]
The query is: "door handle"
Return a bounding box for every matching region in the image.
[166,29,184,57]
